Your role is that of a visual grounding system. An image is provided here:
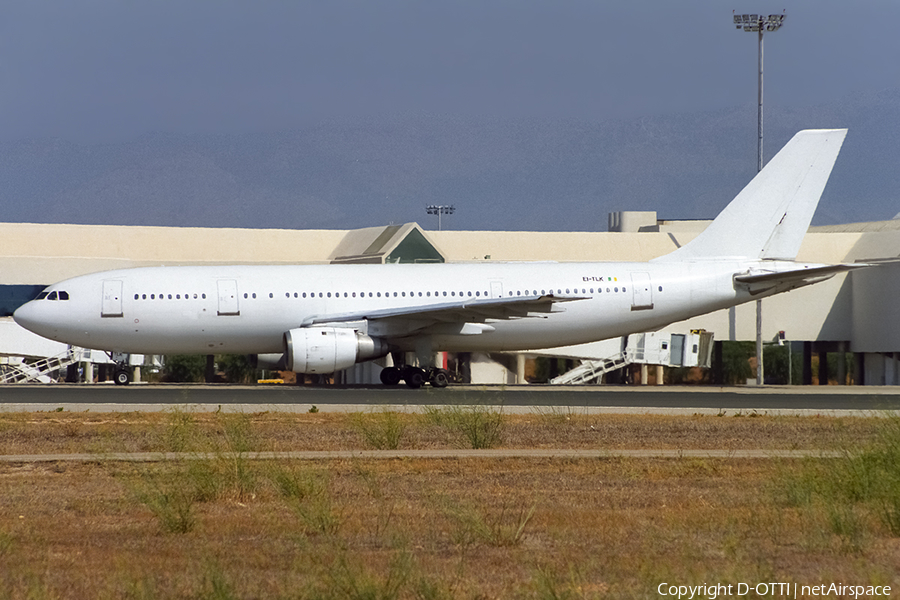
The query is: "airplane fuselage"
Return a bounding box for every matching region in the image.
[13,259,780,356]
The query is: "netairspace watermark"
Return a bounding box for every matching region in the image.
[657,582,892,599]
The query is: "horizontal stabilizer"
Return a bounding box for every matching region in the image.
[734,263,869,295]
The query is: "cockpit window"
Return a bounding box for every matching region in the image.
[36,291,49,300]
[58,291,69,300]
[47,291,58,300]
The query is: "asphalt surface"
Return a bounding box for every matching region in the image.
[2,383,900,414]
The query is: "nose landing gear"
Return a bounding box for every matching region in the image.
[107,352,132,386]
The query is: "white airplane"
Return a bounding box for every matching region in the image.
[14,129,862,387]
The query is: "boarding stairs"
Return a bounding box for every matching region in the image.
[0,347,82,384]
[549,351,630,385]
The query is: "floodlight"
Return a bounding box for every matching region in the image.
[425,204,456,230]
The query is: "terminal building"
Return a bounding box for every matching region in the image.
[2,213,900,385]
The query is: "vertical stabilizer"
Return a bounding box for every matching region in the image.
[655,129,847,261]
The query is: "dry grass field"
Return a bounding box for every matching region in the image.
[1,409,899,599]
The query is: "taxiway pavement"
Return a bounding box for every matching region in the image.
[2,384,900,416]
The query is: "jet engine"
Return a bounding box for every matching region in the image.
[284,327,389,374]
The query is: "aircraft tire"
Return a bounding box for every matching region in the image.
[430,369,450,388]
[380,366,402,386]
[114,369,131,386]
[403,367,426,389]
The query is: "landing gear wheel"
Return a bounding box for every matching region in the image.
[114,368,131,386]
[429,369,450,388]
[380,366,402,386]
[403,367,426,389]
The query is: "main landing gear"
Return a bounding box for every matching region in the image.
[380,366,450,389]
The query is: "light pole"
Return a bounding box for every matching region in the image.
[733,11,785,385]
[426,205,455,231]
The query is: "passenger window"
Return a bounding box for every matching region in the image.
[176,294,181,299]
[168,294,172,299]
[377,292,381,298]
[142,294,147,300]
[202,294,206,299]
[269,293,274,298]
[475,291,480,297]
[427,292,431,297]
[151,294,155,299]
[467,291,472,297]
[252,293,257,299]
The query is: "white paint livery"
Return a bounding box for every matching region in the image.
[14,129,862,386]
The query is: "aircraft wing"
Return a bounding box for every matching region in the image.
[733,263,871,295]
[301,294,590,337]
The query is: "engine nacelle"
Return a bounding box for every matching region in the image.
[284,327,389,374]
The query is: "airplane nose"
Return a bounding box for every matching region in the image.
[13,301,42,334]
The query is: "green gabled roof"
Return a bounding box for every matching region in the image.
[329,223,446,264]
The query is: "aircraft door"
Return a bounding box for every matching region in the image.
[217,280,240,316]
[101,280,124,318]
[490,281,503,299]
[630,272,654,311]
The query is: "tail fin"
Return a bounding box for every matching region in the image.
[656,129,847,261]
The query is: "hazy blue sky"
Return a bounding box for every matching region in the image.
[2,1,898,143]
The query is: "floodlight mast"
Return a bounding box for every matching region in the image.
[733,12,785,173]
[425,204,456,231]
[733,11,786,386]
